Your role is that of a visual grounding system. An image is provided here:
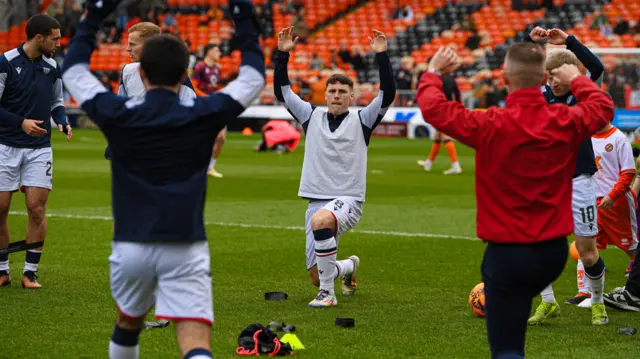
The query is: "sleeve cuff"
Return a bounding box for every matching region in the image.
[51,106,68,126]
[607,190,622,201]
[524,33,534,43]
[274,50,290,60]
[422,72,443,86]
[570,75,591,91]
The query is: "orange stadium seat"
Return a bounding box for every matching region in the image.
[3,0,637,104]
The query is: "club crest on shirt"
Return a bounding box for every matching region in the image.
[42,67,50,75]
[605,143,614,152]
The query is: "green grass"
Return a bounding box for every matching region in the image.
[1,132,639,359]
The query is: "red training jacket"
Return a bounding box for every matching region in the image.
[417,74,614,244]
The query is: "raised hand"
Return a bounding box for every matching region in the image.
[368,30,387,53]
[85,0,122,19]
[529,26,550,42]
[277,26,298,52]
[428,47,461,75]
[547,28,569,45]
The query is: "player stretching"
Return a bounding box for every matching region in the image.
[274,26,396,307]
[418,44,613,359]
[417,75,462,175]
[62,1,265,358]
[0,14,72,288]
[192,44,226,178]
[105,21,196,160]
[525,27,608,326]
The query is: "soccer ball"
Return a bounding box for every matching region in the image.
[569,241,579,262]
[469,282,485,317]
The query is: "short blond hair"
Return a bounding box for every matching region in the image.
[545,50,579,72]
[128,22,161,39]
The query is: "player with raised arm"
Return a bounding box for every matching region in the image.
[417,44,613,359]
[273,26,396,307]
[0,14,72,289]
[192,44,227,178]
[524,27,609,326]
[61,1,265,358]
[104,21,196,160]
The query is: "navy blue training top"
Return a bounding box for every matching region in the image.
[61,4,266,243]
[0,45,68,148]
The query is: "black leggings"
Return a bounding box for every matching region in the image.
[482,238,568,359]
[624,246,640,297]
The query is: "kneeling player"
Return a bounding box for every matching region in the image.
[274,26,396,307]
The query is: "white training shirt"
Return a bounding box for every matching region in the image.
[279,85,390,202]
[118,62,196,100]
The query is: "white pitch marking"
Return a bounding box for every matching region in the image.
[8,211,478,241]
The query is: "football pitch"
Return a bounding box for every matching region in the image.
[1,131,638,359]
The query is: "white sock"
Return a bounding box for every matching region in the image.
[208,158,216,170]
[334,259,354,280]
[577,259,590,294]
[24,249,42,273]
[452,161,461,170]
[584,257,605,304]
[586,271,604,304]
[184,348,213,358]
[0,260,8,272]
[109,341,139,359]
[541,284,555,303]
[314,229,337,294]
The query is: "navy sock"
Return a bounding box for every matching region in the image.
[496,354,524,359]
[584,257,605,278]
[0,252,8,272]
[184,348,212,359]
[111,324,142,347]
[312,228,333,241]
